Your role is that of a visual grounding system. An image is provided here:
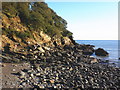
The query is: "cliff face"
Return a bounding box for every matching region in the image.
[1,2,75,52]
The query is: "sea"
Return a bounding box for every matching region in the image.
[76,40,120,67]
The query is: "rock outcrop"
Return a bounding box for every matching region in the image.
[75,44,95,55]
[95,48,109,56]
[1,2,75,53]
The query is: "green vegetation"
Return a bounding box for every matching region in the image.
[2,2,73,38]
[2,28,33,40]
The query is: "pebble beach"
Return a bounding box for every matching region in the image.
[1,44,120,89]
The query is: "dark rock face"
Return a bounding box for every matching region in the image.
[83,49,94,55]
[79,45,95,55]
[95,48,109,56]
[61,37,65,45]
[68,36,76,45]
[3,43,11,54]
[53,41,58,47]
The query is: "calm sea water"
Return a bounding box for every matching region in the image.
[76,40,120,67]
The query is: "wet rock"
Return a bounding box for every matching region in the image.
[105,60,109,63]
[95,48,109,56]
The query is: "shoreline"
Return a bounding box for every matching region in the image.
[1,44,120,89]
[76,40,120,67]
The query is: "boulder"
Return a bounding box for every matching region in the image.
[68,36,76,45]
[90,58,98,64]
[53,41,57,47]
[63,45,74,50]
[82,45,94,55]
[95,48,109,56]
[61,37,65,45]
[83,49,94,55]
[44,47,50,50]
[37,47,45,53]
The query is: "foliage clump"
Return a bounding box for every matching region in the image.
[2,28,33,41]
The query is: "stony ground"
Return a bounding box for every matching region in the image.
[1,63,30,88]
[1,44,120,89]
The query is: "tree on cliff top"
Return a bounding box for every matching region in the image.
[2,2,73,38]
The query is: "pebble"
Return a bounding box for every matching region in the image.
[39,85,45,88]
[90,58,98,64]
[36,73,41,76]
[1,64,6,67]
[50,80,55,84]
[30,73,34,77]
[69,67,73,71]
[22,82,26,86]
[12,69,16,72]
[20,71,26,76]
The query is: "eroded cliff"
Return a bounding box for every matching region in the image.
[1,2,75,52]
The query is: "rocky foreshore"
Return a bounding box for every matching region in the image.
[1,44,120,89]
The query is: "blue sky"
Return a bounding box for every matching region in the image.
[46,2,118,40]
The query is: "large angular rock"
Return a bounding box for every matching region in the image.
[95,48,109,56]
[37,47,45,53]
[81,45,95,55]
[83,49,94,55]
[90,58,98,64]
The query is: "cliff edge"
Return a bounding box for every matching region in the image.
[1,2,76,53]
